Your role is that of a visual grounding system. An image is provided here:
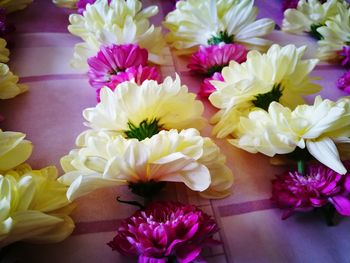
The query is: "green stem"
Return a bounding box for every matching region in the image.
[322,204,336,227]
[297,160,305,176]
[116,196,144,209]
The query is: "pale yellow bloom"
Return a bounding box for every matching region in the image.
[209,44,321,138]
[0,0,32,13]
[163,0,275,54]
[68,0,166,69]
[282,0,344,34]
[0,130,32,172]
[82,75,205,138]
[60,129,233,200]
[53,0,78,8]
[0,164,75,247]
[230,96,350,174]
[317,4,350,61]
[0,63,27,99]
[0,38,9,63]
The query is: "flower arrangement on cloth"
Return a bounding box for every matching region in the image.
[163,0,275,55]
[0,130,75,247]
[208,44,321,139]
[281,0,346,39]
[108,202,220,263]
[87,43,160,102]
[67,0,166,69]
[271,162,350,225]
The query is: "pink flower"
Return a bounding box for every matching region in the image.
[338,46,350,67]
[76,0,111,14]
[108,202,220,263]
[282,0,299,12]
[271,163,350,219]
[87,44,148,89]
[199,72,224,98]
[96,65,160,102]
[337,70,350,93]
[188,43,247,76]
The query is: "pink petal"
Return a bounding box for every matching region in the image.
[329,195,350,216]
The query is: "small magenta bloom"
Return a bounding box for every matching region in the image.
[108,202,220,263]
[88,44,148,89]
[338,46,350,67]
[337,70,350,93]
[199,72,224,98]
[188,43,247,76]
[282,0,299,12]
[95,65,160,102]
[271,163,350,219]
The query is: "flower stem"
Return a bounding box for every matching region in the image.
[297,160,305,176]
[116,196,144,209]
[322,204,336,226]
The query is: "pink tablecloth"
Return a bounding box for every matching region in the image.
[1,1,350,262]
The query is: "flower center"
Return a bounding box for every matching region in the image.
[207,64,225,76]
[309,23,324,40]
[125,119,162,140]
[207,31,234,45]
[252,83,283,111]
[129,180,167,198]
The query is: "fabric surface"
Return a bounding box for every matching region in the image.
[0,1,349,262]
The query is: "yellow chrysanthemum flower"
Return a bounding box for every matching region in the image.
[163,0,275,54]
[282,0,345,36]
[230,96,350,174]
[0,38,9,63]
[0,0,32,13]
[0,130,32,172]
[0,164,75,247]
[317,4,350,61]
[0,63,27,99]
[81,75,206,140]
[60,129,233,200]
[209,44,321,138]
[68,0,166,69]
[52,0,77,8]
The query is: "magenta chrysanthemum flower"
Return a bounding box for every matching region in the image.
[199,72,224,98]
[188,43,248,76]
[271,163,350,219]
[282,0,299,12]
[338,45,350,67]
[108,202,220,263]
[76,0,111,14]
[337,70,350,93]
[87,44,148,89]
[95,65,160,102]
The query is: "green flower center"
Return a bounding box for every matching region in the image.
[309,23,324,40]
[207,31,234,45]
[125,119,162,141]
[207,64,225,76]
[252,83,284,111]
[129,180,167,199]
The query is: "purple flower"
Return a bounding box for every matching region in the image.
[0,8,14,38]
[199,72,224,98]
[338,46,350,67]
[271,163,350,219]
[337,70,350,93]
[108,202,220,263]
[188,43,247,76]
[87,44,148,90]
[76,0,111,14]
[95,65,160,102]
[282,0,299,12]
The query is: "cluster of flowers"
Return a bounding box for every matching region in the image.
[53,0,234,261]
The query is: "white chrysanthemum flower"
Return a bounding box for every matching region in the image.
[81,75,206,140]
[68,0,166,69]
[163,0,275,54]
[0,38,9,63]
[282,0,345,36]
[0,0,32,13]
[0,130,32,172]
[209,44,321,138]
[0,63,27,99]
[0,164,75,247]
[60,129,233,200]
[230,96,350,174]
[317,4,350,61]
[53,0,77,8]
